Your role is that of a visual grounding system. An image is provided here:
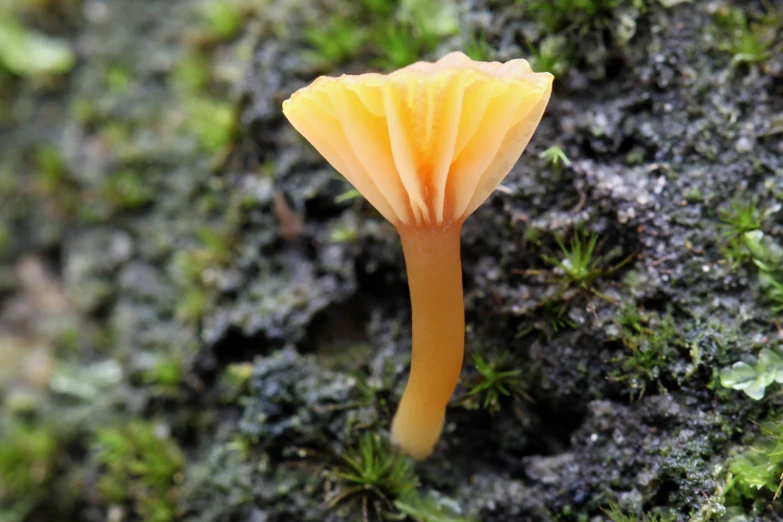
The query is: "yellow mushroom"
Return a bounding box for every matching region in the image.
[282,51,553,459]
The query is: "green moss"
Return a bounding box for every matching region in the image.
[517,296,576,341]
[143,357,184,389]
[539,144,572,170]
[461,351,526,414]
[713,5,778,66]
[744,231,783,312]
[304,18,366,70]
[372,0,456,69]
[102,169,156,210]
[300,0,457,71]
[185,97,237,154]
[173,226,235,322]
[360,0,397,17]
[326,433,418,512]
[372,22,431,69]
[725,420,783,506]
[93,420,184,522]
[171,51,212,93]
[602,502,675,522]
[517,0,646,36]
[0,218,9,258]
[720,199,763,268]
[220,362,254,402]
[105,65,132,93]
[514,0,647,76]
[462,31,495,62]
[329,224,358,243]
[199,0,244,42]
[335,188,361,204]
[195,225,234,264]
[609,306,679,399]
[177,288,208,323]
[528,35,570,75]
[543,227,603,291]
[0,418,58,500]
[34,143,66,192]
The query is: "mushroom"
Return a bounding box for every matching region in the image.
[282,51,553,459]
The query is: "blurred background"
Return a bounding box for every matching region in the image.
[1,0,782,521]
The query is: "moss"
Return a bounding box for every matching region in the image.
[102,169,157,211]
[303,17,366,70]
[609,307,679,399]
[199,0,245,42]
[143,356,185,392]
[0,218,9,258]
[719,199,763,268]
[514,0,647,75]
[539,145,572,170]
[460,350,527,414]
[105,65,133,93]
[462,31,495,62]
[0,418,58,501]
[528,35,570,75]
[92,420,184,522]
[542,227,604,291]
[172,226,236,322]
[302,0,458,71]
[325,433,418,515]
[724,420,783,511]
[712,4,779,67]
[602,502,675,522]
[171,51,212,93]
[184,96,237,154]
[329,224,358,243]
[744,231,783,312]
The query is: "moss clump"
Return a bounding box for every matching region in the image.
[0,418,58,502]
[92,420,184,522]
[102,169,157,211]
[712,4,779,67]
[602,501,675,522]
[514,0,648,75]
[461,351,527,414]
[325,433,418,515]
[543,227,608,292]
[185,97,237,155]
[302,0,458,71]
[724,420,783,510]
[719,199,763,268]
[609,305,679,399]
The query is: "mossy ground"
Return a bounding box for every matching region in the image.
[1,0,782,521]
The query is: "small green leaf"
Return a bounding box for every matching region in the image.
[729,455,771,490]
[768,442,783,465]
[719,361,756,388]
[0,16,74,77]
[720,361,761,398]
[757,348,783,383]
[720,348,783,400]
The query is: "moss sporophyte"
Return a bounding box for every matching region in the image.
[283,52,552,459]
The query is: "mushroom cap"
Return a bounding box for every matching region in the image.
[282,51,553,228]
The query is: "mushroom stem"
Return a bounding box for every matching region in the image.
[392,222,465,459]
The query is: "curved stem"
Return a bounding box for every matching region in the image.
[391,223,465,459]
